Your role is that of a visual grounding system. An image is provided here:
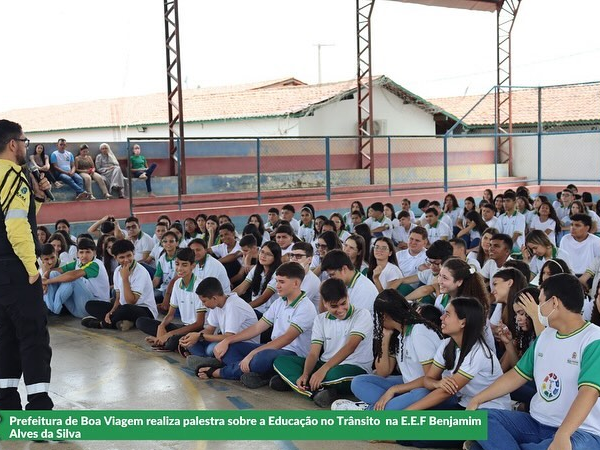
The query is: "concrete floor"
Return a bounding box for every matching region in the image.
[2,316,449,450]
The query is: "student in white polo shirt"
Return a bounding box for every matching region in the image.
[424,207,451,244]
[497,191,526,252]
[124,216,155,266]
[136,248,206,352]
[181,277,259,359]
[82,239,158,330]
[280,204,300,235]
[188,238,231,294]
[320,250,378,315]
[395,226,428,294]
[481,233,513,284]
[288,242,321,310]
[364,202,393,239]
[208,223,242,279]
[480,202,499,230]
[273,278,373,408]
[152,231,179,303]
[559,213,600,276]
[467,274,600,450]
[392,211,416,250]
[194,263,317,389]
[367,237,403,292]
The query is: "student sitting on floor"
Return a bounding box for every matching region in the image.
[190,262,317,389]
[136,248,205,352]
[467,274,600,450]
[208,223,242,280]
[332,289,443,411]
[152,231,179,303]
[42,238,110,318]
[81,239,158,330]
[272,278,374,408]
[181,277,259,358]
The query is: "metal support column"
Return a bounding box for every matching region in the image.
[496,0,521,176]
[356,0,375,184]
[164,0,187,194]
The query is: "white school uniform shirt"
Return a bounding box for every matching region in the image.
[497,211,526,249]
[311,306,374,373]
[60,258,110,301]
[211,242,242,264]
[346,270,378,315]
[529,215,557,245]
[337,229,351,242]
[206,293,259,344]
[396,324,443,383]
[150,243,164,265]
[559,233,600,274]
[433,339,510,410]
[131,232,155,262]
[298,224,315,243]
[437,212,454,230]
[481,256,513,286]
[288,217,301,235]
[301,269,321,310]
[154,252,176,292]
[245,266,278,313]
[194,254,231,294]
[417,268,436,286]
[484,216,499,230]
[364,216,393,239]
[396,248,427,288]
[392,223,415,245]
[375,262,403,290]
[528,247,571,276]
[515,322,600,435]
[554,203,571,220]
[445,208,461,227]
[113,261,158,318]
[170,274,205,325]
[425,220,451,244]
[261,292,317,357]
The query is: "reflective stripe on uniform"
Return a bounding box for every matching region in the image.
[26,382,50,394]
[0,378,20,388]
[5,209,27,220]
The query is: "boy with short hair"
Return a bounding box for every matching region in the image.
[265,207,280,235]
[82,239,158,330]
[320,250,378,314]
[393,210,415,250]
[181,277,258,357]
[192,262,317,389]
[189,238,231,294]
[273,278,373,407]
[289,242,321,309]
[280,204,300,234]
[208,223,242,279]
[424,207,451,244]
[364,202,393,239]
[497,190,526,252]
[42,238,110,318]
[152,230,179,303]
[136,248,206,351]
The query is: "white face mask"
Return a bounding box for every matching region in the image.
[537,299,556,328]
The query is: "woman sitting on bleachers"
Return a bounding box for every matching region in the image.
[95,143,126,198]
[75,144,111,199]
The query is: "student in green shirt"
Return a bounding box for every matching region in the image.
[130,144,157,197]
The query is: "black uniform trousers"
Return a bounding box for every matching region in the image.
[0,260,53,410]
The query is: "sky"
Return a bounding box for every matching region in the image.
[1,0,599,112]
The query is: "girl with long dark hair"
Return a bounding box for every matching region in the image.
[332,289,443,411]
[456,210,487,250]
[367,237,402,292]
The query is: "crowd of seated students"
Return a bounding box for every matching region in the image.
[35,185,600,449]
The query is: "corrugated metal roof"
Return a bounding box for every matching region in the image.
[391,0,500,12]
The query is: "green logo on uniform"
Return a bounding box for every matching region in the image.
[20,187,28,195]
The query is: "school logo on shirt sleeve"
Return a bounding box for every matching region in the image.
[540,372,561,402]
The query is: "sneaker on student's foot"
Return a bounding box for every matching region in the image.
[116,320,134,331]
[313,388,340,408]
[331,399,369,411]
[240,372,269,389]
[269,374,291,392]
[81,316,102,329]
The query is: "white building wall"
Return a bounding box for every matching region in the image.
[298,86,436,136]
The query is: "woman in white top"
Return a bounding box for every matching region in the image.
[443,193,461,233]
[521,229,571,280]
[332,289,444,411]
[343,201,366,233]
[368,237,403,292]
[404,297,511,412]
[311,231,342,281]
[298,206,316,244]
[384,202,400,234]
[457,196,476,230]
[48,232,73,266]
[528,200,560,245]
[566,200,600,234]
[516,196,535,228]
[233,241,282,314]
[330,213,351,242]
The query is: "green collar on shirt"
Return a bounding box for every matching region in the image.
[179,273,197,292]
[441,294,450,308]
[282,291,306,308]
[403,323,414,336]
[537,246,557,261]
[556,321,591,339]
[326,304,354,321]
[430,220,439,228]
[196,255,208,269]
[347,270,360,289]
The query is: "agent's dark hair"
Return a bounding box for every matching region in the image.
[443,297,495,374]
[465,210,488,235]
[511,287,540,352]
[251,241,282,296]
[425,207,439,216]
[318,230,342,252]
[188,237,208,249]
[410,226,428,241]
[442,258,491,314]
[275,261,305,281]
[0,119,22,149]
[539,258,571,283]
[502,259,531,283]
[247,214,266,236]
[111,239,135,256]
[321,249,354,272]
[398,210,411,220]
[169,222,183,236]
[196,277,224,298]
[281,204,295,214]
[493,268,529,326]
[570,213,592,229]
[267,207,279,215]
[344,234,365,268]
[320,278,348,304]
[77,238,96,252]
[217,223,235,234]
[48,232,68,254]
[242,224,262,245]
[426,240,453,261]
[41,243,56,256]
[239,234,258,248]
[417,199,429,210]
[125,216,139,225]
[176,247,196,264]
[374,289,442,363]
[37,225,51,244]
[367,237,398,281]
[370,202,384,213]
[491,233,513,252]
[539,273,584,314]
[157,214,172,227]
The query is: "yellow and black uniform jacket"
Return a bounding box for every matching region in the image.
[0,159,41,276]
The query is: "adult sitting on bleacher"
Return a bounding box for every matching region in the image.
[95,143,126,198]
[50,138,89,200]
[75,144,111,199]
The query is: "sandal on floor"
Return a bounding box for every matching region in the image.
[178,344,191,358]
[197,366,218,379]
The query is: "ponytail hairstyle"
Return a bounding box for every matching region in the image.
[441,257,491,315]
[374,289,442,362]
[443,297,495,374]
[251,241,282,296]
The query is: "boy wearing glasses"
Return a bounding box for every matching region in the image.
[124,216,155,266]
[290,242,321,309]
